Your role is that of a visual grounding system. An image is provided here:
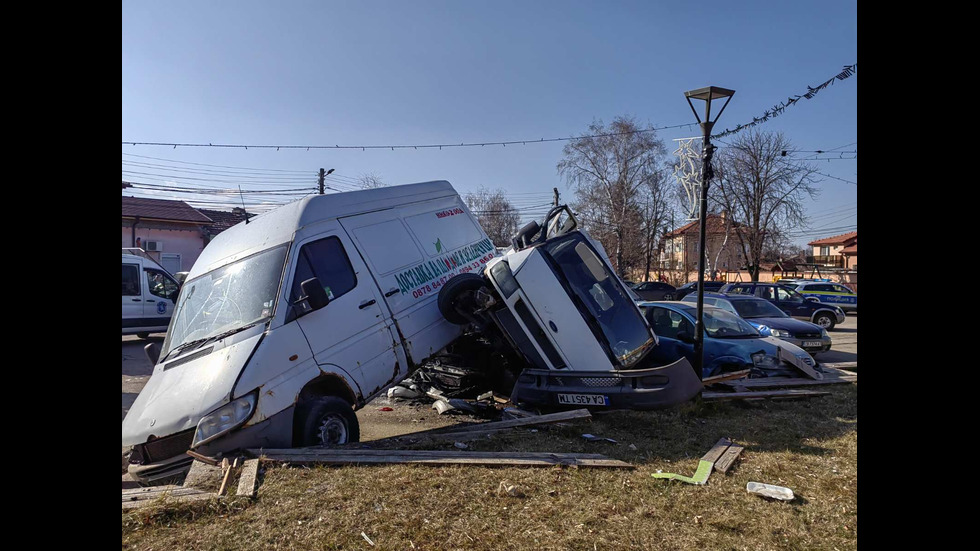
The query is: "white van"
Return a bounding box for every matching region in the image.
[122,249,181,338]
[122,181,497,484]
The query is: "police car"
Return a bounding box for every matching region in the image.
[778,279,857,313]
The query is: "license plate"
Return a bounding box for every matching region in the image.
[557,393,610,406]
[802,341,822,348]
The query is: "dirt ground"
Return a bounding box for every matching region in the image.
[121,314,857,474]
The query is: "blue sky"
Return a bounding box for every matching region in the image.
[122,1,857,248]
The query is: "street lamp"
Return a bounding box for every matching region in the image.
[683,85,734,382]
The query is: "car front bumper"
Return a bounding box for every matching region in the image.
[510,357,703,411]
[780,335,832,354]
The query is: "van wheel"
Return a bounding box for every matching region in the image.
[136,332,150,339]
[813,313,835,330]
[438,273,489,325]
[295,397,360,447]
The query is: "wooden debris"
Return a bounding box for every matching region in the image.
[700,438,733,465]
[236,459,261,498]
[702,389,830,401]
[702,370,750,386]
[246,448,634,469]
[121,485,216,510]
[722,374,855,390]
[777,347,822,380]
[217,458,232,496]
[714,444,744,474]
[370,408,591,445]
[185,449,221,466]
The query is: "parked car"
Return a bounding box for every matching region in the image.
[122,248,181,338]
[674,280,726,300]
[779,280,857,313]
[719,282,845,330]
[680,293,831,356]
[631,281,677,301]
[636,301,818,378]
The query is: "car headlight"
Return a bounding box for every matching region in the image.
[756,324,771,336]
[751,352,780,368]
[769,329,791,338]
[191,390,258,448]
[820,328,829,338]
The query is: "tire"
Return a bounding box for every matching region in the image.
[136,332,150,339]
[295,396,360,447]
[813,312,836,330]
[663,293,674,301]
[437,273,488,325]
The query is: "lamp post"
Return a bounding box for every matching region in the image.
[683,86,734,381]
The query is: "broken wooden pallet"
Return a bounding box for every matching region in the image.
[366,408,592,444]
[246,448,634,469]
[702,388,831,401]
[715,367,856,391]
[122,485,217,510]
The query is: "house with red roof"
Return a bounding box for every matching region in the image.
[807,231,857,270]
[659,212,746,277]
[122,195,216,274]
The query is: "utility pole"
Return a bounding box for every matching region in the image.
[318,168,335,195]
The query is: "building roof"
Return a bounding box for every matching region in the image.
[807,231,857,247]
[121,196,214,224]
[198,208,254,233]
[840,243,858,255]
[664,213,740,238]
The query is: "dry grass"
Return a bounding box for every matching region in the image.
[122,385,857,550]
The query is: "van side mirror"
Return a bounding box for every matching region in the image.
[300,278,330,311]
[145,341,161,365]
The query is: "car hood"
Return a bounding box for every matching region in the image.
[121,327,264,447]
[747,317,822,333]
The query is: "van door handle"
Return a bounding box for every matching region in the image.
[385,288,399,297]
[131,298,141,302]
[146,299,156,303]
[359,299,376,309]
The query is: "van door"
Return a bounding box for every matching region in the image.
[122,261,143,323]
[287,227,406,400]
[339,198,495,364]
[143,267,179,324]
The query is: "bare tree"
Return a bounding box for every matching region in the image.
[557,116,670,277]
[710,130,819,281]
[358,173,387,189]
[464,187,521,247]
[638,163,674,281]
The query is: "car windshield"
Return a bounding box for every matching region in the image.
[730,298,788,318]
[162,244,289,358]
[543,234,654,368]
[676,304,759,338]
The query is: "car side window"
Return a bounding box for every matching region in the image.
[833,284,851,294]
[759,286,775,300]
[648,307,678,339]
[777,287,802,302]
[289,236,357,313]
[145,268,179,300]
[122,264,140,296]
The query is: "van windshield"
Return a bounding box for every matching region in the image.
[542,234,654,368]
[162,245,289,359]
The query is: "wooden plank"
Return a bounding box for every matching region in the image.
[700,438,733,465]
[364,409,592,445]
[714,444,744,473]
[702,370,750,386]
[122,485,216,510]
[185,449,220,466]
[821,361,857,370]
[702,389,830,401]
[251,449,611,460]
[236,459,260,498]
[217,458,232,497]
[122,490,215,510]
[722,375,855,389]
[247,449,633,469]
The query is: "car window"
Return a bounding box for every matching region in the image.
[731,298,787,318]
[145,268,179,300]
[289,236,357,312]
[810,284,834,292]
[833,284,852,294]
[122,264,140,296]
[758,286,775,300]
[777,287,803,303]
[647,307,691,340]
[715,300,738,315]
[728,285,752,295]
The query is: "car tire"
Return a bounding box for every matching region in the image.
[295,396,360,447]
[663,293,674,301]
[438,273,488,325]
[813,313,836,330]
[136,332,150,339]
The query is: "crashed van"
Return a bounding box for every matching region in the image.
[435,206,703,410]
[122,181,499,484]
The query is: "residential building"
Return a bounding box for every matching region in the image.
[660,212,745,277]
[122,196,215,274]
[806,231,857,270]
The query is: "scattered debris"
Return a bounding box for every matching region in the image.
[377,407,394,412]
[388,386,422,400]
[628,444,638,451]
[454,442,469,450]
[702,389,831,401]
[185,449,221,466]
[374,408,592,444]
[714,444,744,474]
[581,433,618,444]
[247,448,634,469]
[122,485,217,510]
[651,438,734,485]
[496,480,524,497]
[432,400,455,415]
[361,532,376,546]
[747,481,795,501]
[702,369,751,386]
[236,458,261,498]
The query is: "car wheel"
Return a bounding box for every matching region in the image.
[814,313,835,330]
[295,396,360,447]
[663,293,674,301]
[136,332,150,339]
[438,273,489,325]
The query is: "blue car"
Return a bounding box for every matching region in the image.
[637,301,817,379]
[680,293,832,356]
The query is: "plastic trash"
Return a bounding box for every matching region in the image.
[746,482,794,501]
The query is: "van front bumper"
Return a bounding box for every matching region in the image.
[509,357,702,411]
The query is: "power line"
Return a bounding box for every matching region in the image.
[121,152,314,174]
[815,172,857,185]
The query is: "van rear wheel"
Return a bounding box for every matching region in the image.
[295,397,360,447]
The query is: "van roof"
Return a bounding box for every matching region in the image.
[188,181,458,278]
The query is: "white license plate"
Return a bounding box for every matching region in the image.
[802,341,822,348]
[557,393,609,406]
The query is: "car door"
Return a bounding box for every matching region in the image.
[644,306,696,366]
[143,267,179,325]
[288,229,406,399]
[774,286,812,320]
[122,262,143,325]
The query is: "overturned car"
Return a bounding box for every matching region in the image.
[435,205,703,410]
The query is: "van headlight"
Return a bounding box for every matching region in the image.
[191,390,258,448]
[751,352,780,368]
[488,260,519,298]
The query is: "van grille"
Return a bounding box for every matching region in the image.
[130,429,195,464]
